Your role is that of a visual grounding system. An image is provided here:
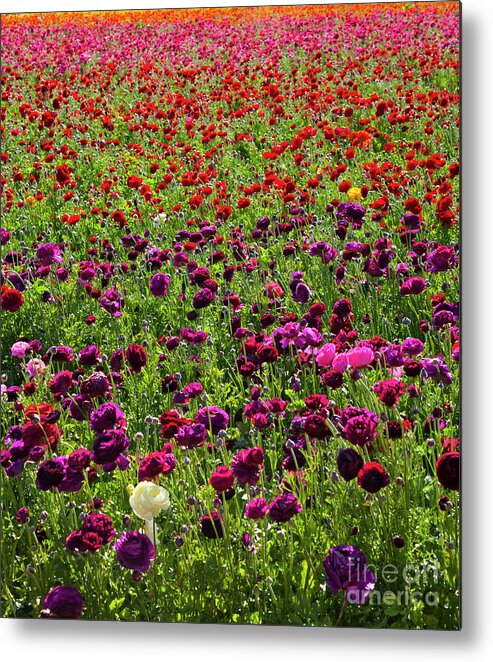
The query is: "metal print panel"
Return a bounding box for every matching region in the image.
[0,1,460,629]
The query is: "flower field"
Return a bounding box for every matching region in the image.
[0,2,460,629]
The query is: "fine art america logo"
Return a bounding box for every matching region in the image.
[347,562,440,606]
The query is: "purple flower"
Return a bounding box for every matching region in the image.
[99,287,124,317]
[92,429,130,467]
[244,497,268,519]
[193,287,215,309]
[427,245,457,273]
[80,372,111,398]
[67,394,93,421]
[267,493,302,522]
[293,281,311,304]
[149,272,170,297]
[336,202,366,228]
[323,545,376,604]
[78,345,101,366]
[195,406,229,435]
[402,337,424,356]
[114,531,155,572]
[231,447,264,485]
[175,423,207,449]
[421,357,454,385]
[35,458,66,491]
[41,586,83,619]
[90,402,126,433]
[36,243,63,266]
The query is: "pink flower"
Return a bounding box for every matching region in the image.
[332,353,349,373]
[347,346,374,368]
[26,358,46,377]
[316,343,336,368]
[11,341,31,358]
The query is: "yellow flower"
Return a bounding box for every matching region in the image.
[347,187,362,201]
[26,196,36,207]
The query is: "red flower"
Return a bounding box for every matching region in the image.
[1,285,24,312]
[127,175,143,189]
[357,462,390,493]
[55,164,71,186]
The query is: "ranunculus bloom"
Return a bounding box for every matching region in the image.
[129,481,170,520]
[125,343,147,373]
[267,493,302,522]
[92,429,130,467]
[26,358,46,377]
[11,341,31,358]
[244,497,268,520]
[193,287,215,309]
[231,446,264,485]
[316,343,336,368]
[347,346,374,368]
[323,545,375,605]
[200,510,224,539]
[400,276,427,295]
[332,353,349,373]
[342,409,379,448]
[402,337,424,356]
[195,406,229,435]
[149,272,170,297]
[210,465,235,493]
[90,402,126,433]
[337,448,364,481]
[357,462,390,493]
[41,586,83,619]
[175,423,207,448]
[114,531,155,572]
[436,452,460,490]
[373,379,406,407]
[1,285,24,312]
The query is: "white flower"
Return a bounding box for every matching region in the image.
[129,481,170,520]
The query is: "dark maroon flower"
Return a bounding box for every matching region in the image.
[304,413,330,439]
[125,344,147,373]
[78,345,101,366]
[231,447,264,485]
[400,277,427,295]
[337,448,364,481]
[36,458,66,491]
[373,379,406,407]
[16,507,30,524]
[49,370,73,397]
[436,452,460,490]
[200,510,224,539]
